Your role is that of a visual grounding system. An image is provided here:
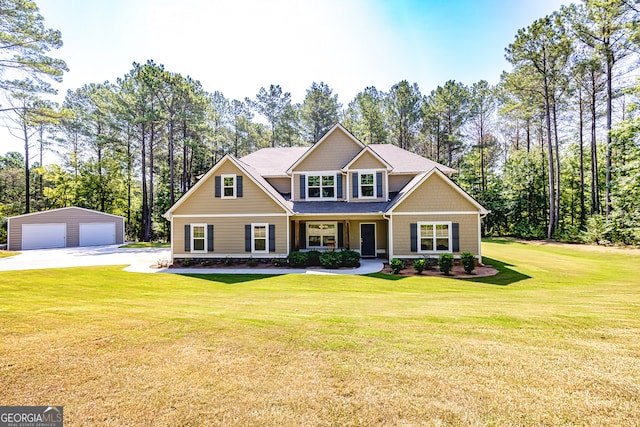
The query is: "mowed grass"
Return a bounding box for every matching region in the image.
[0,250,19,258]
[119,241,171,248]
[1,240,639,426]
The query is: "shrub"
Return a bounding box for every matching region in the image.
[307,250,321,266]
[201,258,214,267]
[247,257,258,267]
[581,214,612,245]
[390,258,405,274]
[320,251,342,269]
[156,258,170,268]
[272,258,287,267]
[460,252,475,274]
[181,258,195,267]
[0,217,7,245]
[413,258,426,274]
[513,221,546,240]
[223,257,234,266]
[341,249,361,267]
[555,225,582,243]
[288,251,308,268]
[438,253,454,275]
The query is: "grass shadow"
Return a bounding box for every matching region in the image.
[366,272,408,281]
[177,273,281,284]
[462,257,530,286]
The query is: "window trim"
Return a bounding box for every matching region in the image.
[358,170,377,199]
[251,223,269,254]
[221,174,236,199]
[306,221,338,249]
[417,221,452,253]
[305,172,337,200]
[191,223,207,254]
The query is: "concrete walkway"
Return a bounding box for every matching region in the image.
[0,245,384,275]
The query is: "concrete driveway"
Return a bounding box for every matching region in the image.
[0,245,170,272]
[0,245,385,275]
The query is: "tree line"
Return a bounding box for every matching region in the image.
[0,0,639,246]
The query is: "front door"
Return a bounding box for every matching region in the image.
[360,223,376,257]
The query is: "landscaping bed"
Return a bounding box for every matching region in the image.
[381,261,499,278]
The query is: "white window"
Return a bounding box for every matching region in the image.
[359,172,376,198]
[192,224,207,253]
[418,222,451,253]
[222,174,236,198]
[307,222,337,248]
[307,174,335,199]
[252,223,268,253]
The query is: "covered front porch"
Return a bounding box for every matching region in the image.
[290,216,388,258]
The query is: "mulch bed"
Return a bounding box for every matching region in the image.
[166,260,499,278]
[380,263,499,278]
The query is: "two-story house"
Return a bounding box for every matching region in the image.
[164,124,488,263]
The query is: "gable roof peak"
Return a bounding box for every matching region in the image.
[343,145,393,171]
[386,167,488,214]
[285,123,365,174]
[164,153,293,218]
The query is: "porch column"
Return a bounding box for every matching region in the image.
[346,220,350,249]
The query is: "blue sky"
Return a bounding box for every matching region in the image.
[36,0,571,102]
[5,0,570,155]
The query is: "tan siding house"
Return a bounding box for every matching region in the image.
[165,124,488,262]
[8,207,125,251]
[291,127,363,172]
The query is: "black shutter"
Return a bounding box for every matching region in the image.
[376,172,383,198]
[269,224,276,252]
[215,176,221,198]
[336,173,343,199]
[184,224,191,252]
[236,175,243,197]
[352,172,358,198]
[299,222,306,249]
[410,223,417,252]
[207,224,214,252]
[452,223,460,252]
[245,224,251,252]
[300,175,306,199]
[338,222,344,248]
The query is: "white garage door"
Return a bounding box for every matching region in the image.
[22,223,66,250]
[79,222,116,246]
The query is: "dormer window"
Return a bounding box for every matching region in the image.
[215,174,243,199]
[307,174,335,199]
[222,174,236,198]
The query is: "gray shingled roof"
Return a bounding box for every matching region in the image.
[369,144,456,175]
[240,143,455,177]
[235,158,294,212]
[292,201,390,214]
[240,147,308,177]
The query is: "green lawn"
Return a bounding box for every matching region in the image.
[1,240,639,426]
[0,250,19,258]
[119,241,170,248]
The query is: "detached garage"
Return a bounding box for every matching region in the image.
[7,207,125,251]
